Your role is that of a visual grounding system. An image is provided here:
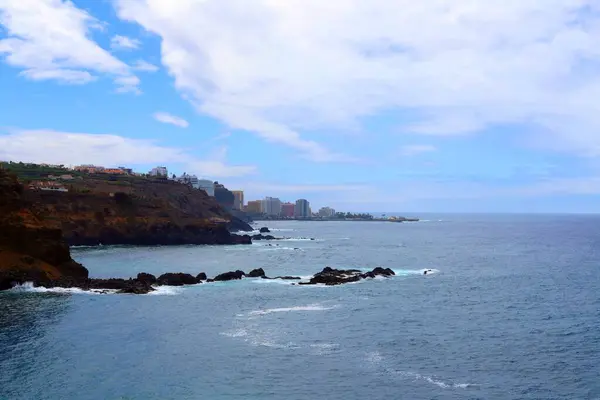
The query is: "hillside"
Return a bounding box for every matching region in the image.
[1,163,252,246]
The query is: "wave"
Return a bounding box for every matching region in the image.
[356,268,440,276]
[276,237,317,242]
[365,351,475,390]
[391,370,477,390]
[250,276,311,285]
[8,282,117,295]
[248,304,336,316]
[8,282,183,296]
[394,268,440,276]
[257,245,302,251]
[146,286,183,296]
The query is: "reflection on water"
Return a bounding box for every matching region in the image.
[0,293,70,391]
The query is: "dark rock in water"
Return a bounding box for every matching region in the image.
[136,272,157,284]
[42,277,156,294]
[259,227,270,233]
[251,234,278,241]
[196,272,207,281]
[157,272,198,286]
[303,266,395,286]
[206,278,214,283]
[372,267,395,276]
[247,268,266,277]
[213,270,245,281]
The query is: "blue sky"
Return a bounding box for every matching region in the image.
[2,0,600,213]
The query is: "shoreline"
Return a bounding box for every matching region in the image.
[251,218,420,222]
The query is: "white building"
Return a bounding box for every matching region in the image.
[197,179,215,196]
[262,197,282,216]
[149,166,168,177]
[318,207,336,218]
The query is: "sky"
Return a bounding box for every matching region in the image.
[1,0,600,213]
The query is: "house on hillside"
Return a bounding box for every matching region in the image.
[28,181,68,192]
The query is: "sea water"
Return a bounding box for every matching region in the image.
[1,215,599,399]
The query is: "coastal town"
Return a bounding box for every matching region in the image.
[0,161,417,222]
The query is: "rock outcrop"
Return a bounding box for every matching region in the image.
[196,272,207,281]
[157,273,198,286]
[300,266,395,286]
[213,270,245,281]
[251,234,278,241]
[259,227,270,233]
[247,268,266,277]
[137,272,157,284]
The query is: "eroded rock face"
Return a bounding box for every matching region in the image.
[300,267,396,286]
[213,270,245,281]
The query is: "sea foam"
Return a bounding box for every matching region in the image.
[248,304,336,316]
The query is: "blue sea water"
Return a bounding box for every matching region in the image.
[1,215,600,400]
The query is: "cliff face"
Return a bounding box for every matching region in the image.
[20,176,252,246]
[0,170,88,290]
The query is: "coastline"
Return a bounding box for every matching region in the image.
[251,217,420,222]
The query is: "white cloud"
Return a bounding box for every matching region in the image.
[19,68,96,84]
[0,0,139,92]
[114,0,600,159]
[0,129,256,178]
[399,144,437,156]
[132,60,159,72]
[110,35,140,51]
[153,112,189,128]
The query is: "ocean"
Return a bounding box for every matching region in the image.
[1,215,599,400]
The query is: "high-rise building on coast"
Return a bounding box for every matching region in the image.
[295,199,310,218]
[281,202,295,218]
[232,190,244,210]
[262,197,282,216]
[246,200,262,214]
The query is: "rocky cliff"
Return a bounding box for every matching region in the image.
[0,170,89,290]
[20,175,252,246]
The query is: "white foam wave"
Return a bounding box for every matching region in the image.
[8,282,117,295]
[257,246,301,251]
[248,304,336,315]
[366,350,475,390]
[392,370,475,389]
[146,285,183,296]
[393,268,440,276]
